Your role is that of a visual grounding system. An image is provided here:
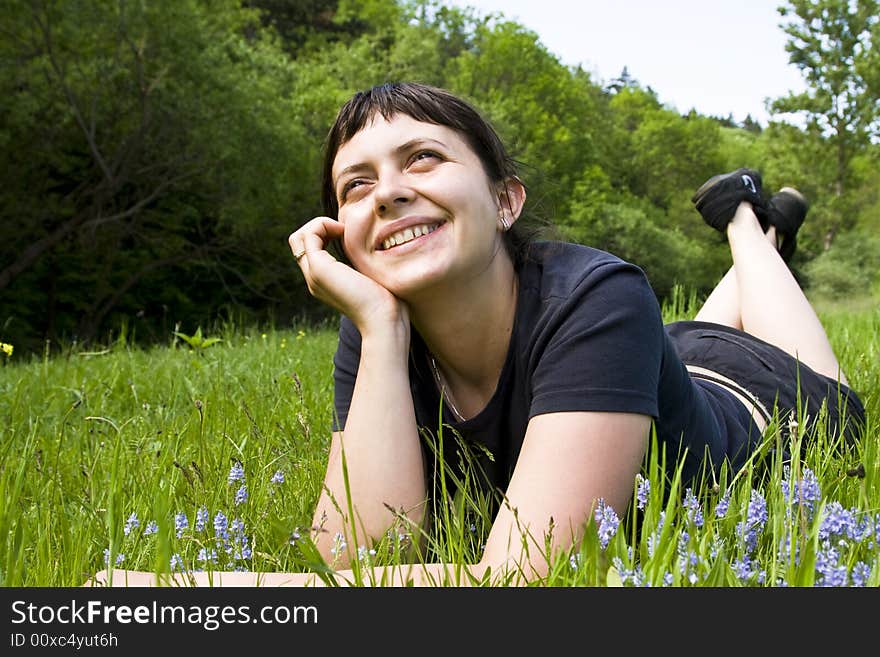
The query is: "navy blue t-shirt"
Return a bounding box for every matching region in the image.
[332,241,757,496]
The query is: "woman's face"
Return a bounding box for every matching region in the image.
[331,114,512,300]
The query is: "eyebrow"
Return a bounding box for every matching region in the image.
[334,137,449,188]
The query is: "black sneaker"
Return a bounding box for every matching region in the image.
[766,187,808,263]
[692,168,767,232]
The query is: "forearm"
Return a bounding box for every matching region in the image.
[88,561,524,588]
[313,328,426,563]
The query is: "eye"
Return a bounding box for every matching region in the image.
[340,178,368,202]
[409,150,441,166]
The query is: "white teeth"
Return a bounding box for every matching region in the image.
[381,224,438,250]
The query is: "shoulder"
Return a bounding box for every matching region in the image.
[521,241,655,307]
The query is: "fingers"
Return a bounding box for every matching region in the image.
[287,216,403,328]
[288,217,355,309]
[288,216,344,267]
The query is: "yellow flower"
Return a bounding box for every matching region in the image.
[0,342,12,357]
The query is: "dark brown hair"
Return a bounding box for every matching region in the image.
[321,82,538,267]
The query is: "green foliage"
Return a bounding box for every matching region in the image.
[172,327,223,351]
[773,0,879,150]
[445,18,615,218]
[1,0,877,355]
[559,168,721,299]
[769,0,879,240]
[610,89,727,210]
[0,0,312,350]
[803,228,880,299]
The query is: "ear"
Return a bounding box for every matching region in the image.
[496,177,527,228]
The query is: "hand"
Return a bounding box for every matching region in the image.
[289,217,408,336]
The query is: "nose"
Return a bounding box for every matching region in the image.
[373,169,413,215]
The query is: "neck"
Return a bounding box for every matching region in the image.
[409,255,519,418]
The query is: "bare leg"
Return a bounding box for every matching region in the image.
[694,266,742,329]
[725,202,848,385]
[694,225,779,329]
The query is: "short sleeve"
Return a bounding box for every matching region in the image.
[529,261,664,419]
[331,315,361,431]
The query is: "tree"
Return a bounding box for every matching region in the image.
[605,65,638,94]
[741,114,763,134]
[448,19,615,222]
[0,0,310,347]
[608,87,726,210]
[771,0,879,244]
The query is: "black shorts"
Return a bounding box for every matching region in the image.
[666,320,867,445]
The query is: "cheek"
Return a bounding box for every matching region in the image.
[424,176,496,222]
[338,214,370,269]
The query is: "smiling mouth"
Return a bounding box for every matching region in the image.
[378,223,442,251]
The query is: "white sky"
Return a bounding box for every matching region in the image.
[442,0,807,125]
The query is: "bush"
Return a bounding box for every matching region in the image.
[803,230,880,299]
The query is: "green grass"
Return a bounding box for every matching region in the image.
[0,296,877,587]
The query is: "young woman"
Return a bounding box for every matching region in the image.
[89,82,865,587]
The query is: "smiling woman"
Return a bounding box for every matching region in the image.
[88,82,866,588]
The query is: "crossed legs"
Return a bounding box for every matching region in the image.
[694,198,849,386]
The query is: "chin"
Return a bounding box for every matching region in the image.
[382,264,450,298]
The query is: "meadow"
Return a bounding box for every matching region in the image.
[1,291,878,587]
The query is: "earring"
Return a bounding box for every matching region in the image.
[499,212,510,231]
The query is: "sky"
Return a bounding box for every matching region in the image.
[442,0,807,126]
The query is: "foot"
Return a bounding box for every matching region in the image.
[692,168,768,232]
[766,187,808,263]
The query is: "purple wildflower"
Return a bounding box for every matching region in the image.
[733,555,756,582]
[214,511,229,541]
[170,554,184,572]
[103,548,125,566]
[123,512,139,536]
[819,502,859,542]
[358,545,377,563]
[330,532,347,558]
[234,536,253,561]
[684,488,704,528]
[851,562,871,587]
[594,498,620,550]
[715,492,730,519]
[647,511,666,557]
[228,462,245,485]
[781,466,821,517]
[853,515,872,543]
[174,512,188,538]
[746,490,768,528]
[195,506,209,532]
[612,556,641,586]
[677,530,690,556]
[234,484,248,505]
[197,547,218,564]
[143,520,158,536]
[270,470,285,485]
[815,545,848,587]
[635,475,650,510]
[736,489,767,553]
